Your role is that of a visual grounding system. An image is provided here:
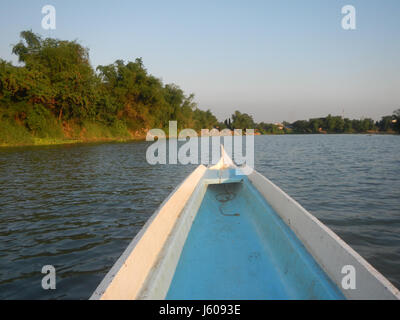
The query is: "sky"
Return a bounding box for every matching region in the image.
[0,0,399,123]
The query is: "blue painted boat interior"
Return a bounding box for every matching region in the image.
[166,177,345,300]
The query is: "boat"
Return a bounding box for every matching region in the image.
[90,146,400,300]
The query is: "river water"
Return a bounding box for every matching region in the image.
[0,134,399,299]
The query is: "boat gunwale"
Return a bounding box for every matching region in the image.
[136,175,208,299]
[89,164,207,300]
[247,168,400,300]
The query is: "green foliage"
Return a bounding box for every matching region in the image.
[26,104,49,132]
[110,119,130,138]
[0,30,398,146]
[257,122,285,134]
[392,109,400,133]
[376,116,394,132]
[0,118,34,145]
[220,111,395,136]
[288,115,378,134]
[82,121,112,139]
[193,109,218,131]
[0,30,219,145]
[81,120,130,140]
[25,104,63,138]
[229,111,255,130]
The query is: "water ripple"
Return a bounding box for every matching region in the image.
[0,135,399,299]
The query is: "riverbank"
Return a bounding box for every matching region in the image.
[0,119,148,148]
[1,130,398,148]
[0,136,146,148]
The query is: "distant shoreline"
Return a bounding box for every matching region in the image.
[0,135,146,148]
[1,131,398,148]
[2,31,399,148]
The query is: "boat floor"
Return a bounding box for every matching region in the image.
[166,182,344,300]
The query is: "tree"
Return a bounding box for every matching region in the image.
[309,118,323,133]
[193,109,218,131]
[377,116,394,132]
[291,120,310,133]
[393,109,400,133]
[11,30,98,120]
[256,122,284,134]
[344,118,353,133]
[231,111,255,130]
[1,30,221,143]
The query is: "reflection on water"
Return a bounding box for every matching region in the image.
[0,135,399,299]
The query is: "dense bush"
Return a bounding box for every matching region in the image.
[0,118,33,145]
[0,30,219,145]
[25,104,62,138]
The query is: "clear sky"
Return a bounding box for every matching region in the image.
[0,0,399,122]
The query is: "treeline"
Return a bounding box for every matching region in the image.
[287,113,400,134]
[220,111,400,135]
[0,31,399,146]
[219,110,290,134]
[0,30,219,145]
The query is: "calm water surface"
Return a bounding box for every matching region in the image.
[0,135,399,299]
